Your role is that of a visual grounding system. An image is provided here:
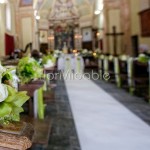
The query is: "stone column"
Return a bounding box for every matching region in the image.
[0,4,6,56]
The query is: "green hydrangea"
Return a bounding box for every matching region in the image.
[17,57,43,84]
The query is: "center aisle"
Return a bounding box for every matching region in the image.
[65,76,150,150]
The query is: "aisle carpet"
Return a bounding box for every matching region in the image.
[65,75,150,150]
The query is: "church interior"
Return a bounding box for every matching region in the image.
[0,0,150,150]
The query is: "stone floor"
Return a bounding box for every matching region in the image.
[93,79,150,126]
[31,78,81,150]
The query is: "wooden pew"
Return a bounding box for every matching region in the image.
[19,80,52,148]
[18,80,44,117]
[98,55,105,80]
[43,67,56,103]
[1,59,19,66]
[103,55,116,82]
[131,60,149,100]
[83,55,98,72]
[118,59,128,88]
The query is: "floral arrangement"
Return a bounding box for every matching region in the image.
[93,49,102,58]
[42,54,56,68]
[137,54,150,63]
[17,57,43,84]
[54,50,62,58]
[0,64,29,125]
[108,55,114,61]
[119,54,129,61]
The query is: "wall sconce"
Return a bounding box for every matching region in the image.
[75,34,82,39]
[48,36,54,40]
[96,32,100,37]
[34,10,40,20]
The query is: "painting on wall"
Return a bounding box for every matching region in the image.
[54,26,74,50]
[39,30,48,43]
[82,27,92,42]
[20,0,33,7]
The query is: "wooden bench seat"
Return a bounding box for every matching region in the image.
[18,80,44,117]
[132,60,149,99]
[118,60,128,88]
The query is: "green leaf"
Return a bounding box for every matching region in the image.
[6,85,17,96]
[2,72,13,83]
[12,106,24,114]
[5,95,16,103]
[13,91,29,107]
[10,114,20,122]
[0,103,12,117]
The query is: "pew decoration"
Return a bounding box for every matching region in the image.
[80,49,93,56]
[0,63,19,90]
[0,85,29,125]
[74,56,84,74]
[119,54,129,61]
[42,54,56,69]
[54,49,62,58]
[0,61,29,125]
[93,49,101,58]
[16,56,46,119]
[137,53,150,63]
[0,83,29,125]
[97,53,150,102]
[65,57,72,73]
[17,56,43,84]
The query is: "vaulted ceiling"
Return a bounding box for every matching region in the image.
[34,0,95,27]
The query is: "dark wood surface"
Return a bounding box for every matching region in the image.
[139,9,150,37]
[21,116,51,147]
[18,80,44,97]
[18,80,44,117]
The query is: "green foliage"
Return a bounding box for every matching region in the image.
[42,55,56,65]
[0,85,29,124]
[137,54,150,63]
[2,72,13,83]
[17,57,43,84]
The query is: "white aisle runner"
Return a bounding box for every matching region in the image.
[65,77,150,150]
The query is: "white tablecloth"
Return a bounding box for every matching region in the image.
[57,54,84,73]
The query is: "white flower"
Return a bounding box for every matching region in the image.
[82,49,88,54]
[120,55,128,61]
[44,60,54,68]
[0,65,6,83]
[0,84,8,102]
[0,65,6,74]
[109,55,114,61]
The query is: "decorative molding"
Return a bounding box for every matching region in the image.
[19,0,33,7]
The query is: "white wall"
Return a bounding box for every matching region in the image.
[108,9,122,55]
[21,17,32,49]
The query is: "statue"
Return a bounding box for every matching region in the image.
[63,42,68,54]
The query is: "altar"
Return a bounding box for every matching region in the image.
[57,54,84,74]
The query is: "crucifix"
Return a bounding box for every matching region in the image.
[106,26,124,56]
